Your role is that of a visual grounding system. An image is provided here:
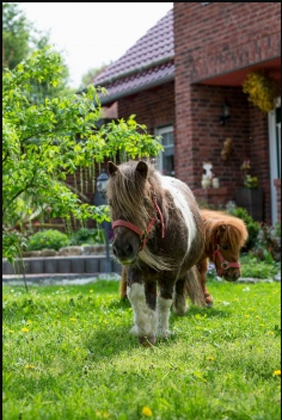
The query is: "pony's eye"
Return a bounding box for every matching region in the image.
[221,244,228,250]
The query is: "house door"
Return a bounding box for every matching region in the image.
[268,98,281,224]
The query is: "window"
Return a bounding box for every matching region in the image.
[155,126,174,176]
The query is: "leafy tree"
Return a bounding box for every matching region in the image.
[2,47,163,261]
[3,2,71,95]
[2,2,30,70]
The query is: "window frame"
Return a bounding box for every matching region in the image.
[154,125,174,176]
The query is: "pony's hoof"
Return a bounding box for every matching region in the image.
[139,336,156,347]
[173,306,188,316]
[205,294,213,307]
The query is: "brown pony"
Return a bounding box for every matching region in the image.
[197,209,249,306]
[119,209,249,308]
[106,160,206,346]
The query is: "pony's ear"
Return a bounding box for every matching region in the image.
[135,161,148,179]
[213,223,227,242]
[108,161,118,176]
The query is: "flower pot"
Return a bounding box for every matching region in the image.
[235,188,263,221]
[201,177,211,189]
[212,178,220,188]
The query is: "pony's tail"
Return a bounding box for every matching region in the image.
[185,266,206,307]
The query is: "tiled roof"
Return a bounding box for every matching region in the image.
[93,9,174,105]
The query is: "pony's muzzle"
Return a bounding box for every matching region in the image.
[112,227,141,264]
[223,268,241,282]
[112,242,134,264]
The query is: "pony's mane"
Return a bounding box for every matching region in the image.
[107,160,174,271]
[201,210,248,250]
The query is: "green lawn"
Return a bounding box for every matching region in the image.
[2,279,281,420]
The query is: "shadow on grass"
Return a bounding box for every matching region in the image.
[81,299,232,360]
[82,324,141,359]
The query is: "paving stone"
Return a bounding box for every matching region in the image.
[30,259,44,274]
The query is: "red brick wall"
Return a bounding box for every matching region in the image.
[174,2,281,83]
[175,84,251,190]
[249,106,271,223]
[174,2,280,222]
[118,81,175,133]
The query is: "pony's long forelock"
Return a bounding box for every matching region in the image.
[107,161,170,233]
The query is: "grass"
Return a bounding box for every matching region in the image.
[2,279,281,420]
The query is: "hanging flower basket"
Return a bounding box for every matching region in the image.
[242,71,279,113]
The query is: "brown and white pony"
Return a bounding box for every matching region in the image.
[197,209,249,306]
[106,160,206,346]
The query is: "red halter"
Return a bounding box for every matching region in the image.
[212,244,240,276]
[112,195,165,250]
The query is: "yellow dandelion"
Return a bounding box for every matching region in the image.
[206,356,215,361]
[21,327,29,333]
[273,370,281,376]
[25,364,35,369]
[95,411,110,418]
[142,406,153,417]
[70,318,76,322]
[195,314,205,320]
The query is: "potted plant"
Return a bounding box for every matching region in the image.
[242,71,279,113]
[235,160,263,221]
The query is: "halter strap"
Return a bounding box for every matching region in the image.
[212,244,240,276]
[112,194,165,250]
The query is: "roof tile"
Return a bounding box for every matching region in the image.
[93,9,174,103]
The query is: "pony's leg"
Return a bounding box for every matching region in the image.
[172,277,188,316]
[127,281,157,345]
[157,279,174,338]
[197,258,213,307]
[119,266,128,299]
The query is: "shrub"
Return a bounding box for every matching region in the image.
[69,228,105,246]
[251,222,281,262]
[26,229,69,251]
[240,255,280,278]
[226,204,260,251]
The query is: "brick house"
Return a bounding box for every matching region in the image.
[93,2,281,224]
